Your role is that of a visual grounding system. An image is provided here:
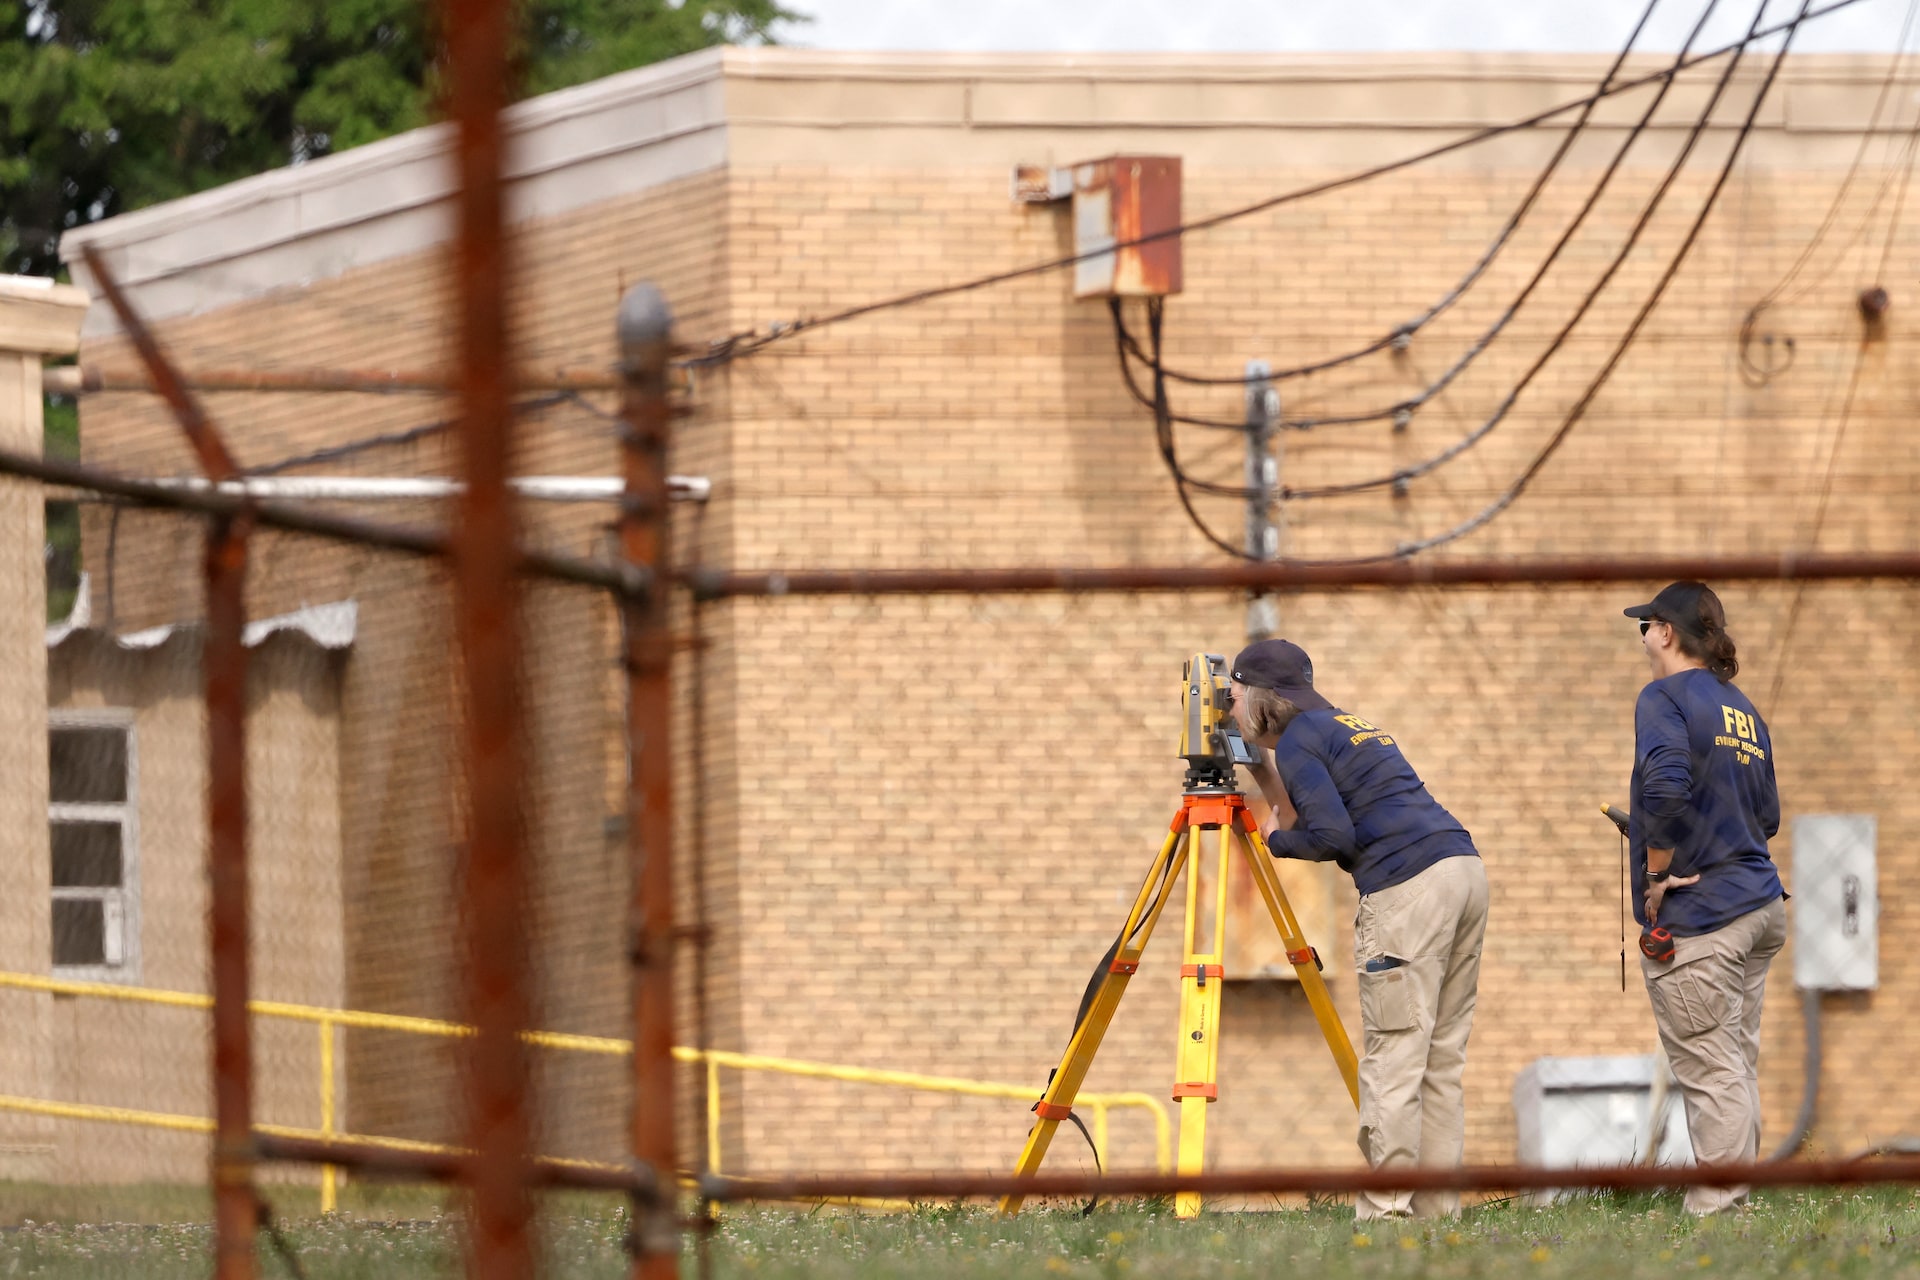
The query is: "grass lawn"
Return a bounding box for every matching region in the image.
[0,1185,1917,1277]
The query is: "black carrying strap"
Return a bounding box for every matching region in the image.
[1075,933,1125,1033]
[1023,931,1126,1217]
[1028,1067,1105,1216]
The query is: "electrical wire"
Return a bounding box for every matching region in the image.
[1760,86,1920,716]
[1150,0,1669,393]
[1761,343,1875,712]
[1134,0,1812,565]
[1115,0,1726,436]
[240,390,592,477]
[1283,0,1725,430]
[1113,301,1259,454]
[1140,299,1265,558]
[1737,0,1920,386]
[1373,0,1816,565]
[693,0,1869,371]
[1118,0,1772,512]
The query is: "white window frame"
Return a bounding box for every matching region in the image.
[48,708,140,983]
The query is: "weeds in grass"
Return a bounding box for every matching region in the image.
[2,1185,1919,1277]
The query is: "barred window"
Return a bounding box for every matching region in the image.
[49,713,138,978]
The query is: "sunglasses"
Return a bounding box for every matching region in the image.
[1639,618,1665,636]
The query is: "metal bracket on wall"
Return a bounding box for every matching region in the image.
[1010,164,1074,203]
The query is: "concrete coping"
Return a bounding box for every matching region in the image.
[0,275,89,355]
[52,46,1920,338]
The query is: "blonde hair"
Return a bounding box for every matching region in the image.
[1240,686,1304,740]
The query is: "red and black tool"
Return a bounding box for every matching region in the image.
[1602,803,1677,965]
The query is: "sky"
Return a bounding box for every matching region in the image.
[770,0,1915,55]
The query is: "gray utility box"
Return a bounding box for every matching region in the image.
[1514,1056,1693,1201]
[1792,815,1877,992]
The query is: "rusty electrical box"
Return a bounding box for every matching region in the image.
[1069,155,1183,299]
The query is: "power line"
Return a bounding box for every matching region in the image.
[1115,0,1726,437]
[1737,0,1920,386]
[1141,0,1670,392]
[1743,0,1920,385]
[694,0,1867,370]
[1111,298,1277,504]
[1371,0,1815,565]
[241,390,590,477]
[1133,0,1811,565]
[1139,298,1262,558]
[1125,0,1772,511]
[1761,75,1920,714]
[1284,0,1724,430]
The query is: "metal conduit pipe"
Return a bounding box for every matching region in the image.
[1772,988,1822,1161]
[126,474,712,503]
[1771,988,1920,1163]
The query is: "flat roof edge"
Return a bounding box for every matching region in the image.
[62,48,731,335]
[62,47,727,260]
[56,47,1913,335]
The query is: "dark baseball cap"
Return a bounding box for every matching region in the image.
[1622,581,1710,637]
[1230,639,1333,712]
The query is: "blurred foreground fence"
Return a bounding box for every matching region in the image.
[12,0,1920,1274]
[16,388,1920,1274]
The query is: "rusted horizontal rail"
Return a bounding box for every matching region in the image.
[0,445,644,597]
[43,364,696,396]
[17,442,1920,599]
[700,1155,1920,1203]
[244,1136,1920,1202]
[255,1133,662,1199]
[687,552,1920,598]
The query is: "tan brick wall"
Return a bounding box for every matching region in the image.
[65,60,1920,1186]
[78,170,734,1163]
[706,153,1920,1175]
[44,636,344,1182]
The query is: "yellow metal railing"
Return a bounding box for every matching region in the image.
[0,1092,621,1173]
[0,971,1170,1208]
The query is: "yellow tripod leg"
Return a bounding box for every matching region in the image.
[1171,820,1230,1219]
[1001,824,1190,1214]
[1237,821,1360,1106]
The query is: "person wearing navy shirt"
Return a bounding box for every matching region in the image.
[1228,638,1487,1222]
[1623,581,1786,1216]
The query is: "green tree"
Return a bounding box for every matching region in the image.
[5,0,800,621]
[1,0,803,277]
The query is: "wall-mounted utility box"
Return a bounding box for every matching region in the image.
[1070,156,1184,300]
[1513,1055,1692,1202]
[1011,155,1184,299]
[1793,814,1877,991]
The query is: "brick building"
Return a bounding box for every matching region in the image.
[20,47,1920,1182]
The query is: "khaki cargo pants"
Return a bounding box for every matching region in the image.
[1352,853,1490,1220]
[1641,896,1788,1216]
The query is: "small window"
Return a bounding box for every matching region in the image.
[50,728,128,804]
[48,715,137,978]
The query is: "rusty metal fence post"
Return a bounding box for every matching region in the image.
[204,512,257,1280]
[444,0,536,1275]
[77,241,263,1280]
[617,284,680,1279]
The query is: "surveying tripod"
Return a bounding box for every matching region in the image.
[1004,657,1361,1218]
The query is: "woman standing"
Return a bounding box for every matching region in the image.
[1622,581,1786,1215]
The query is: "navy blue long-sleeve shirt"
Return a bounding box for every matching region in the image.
[1265,707,1477,896]
[1629,668,1783,935]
